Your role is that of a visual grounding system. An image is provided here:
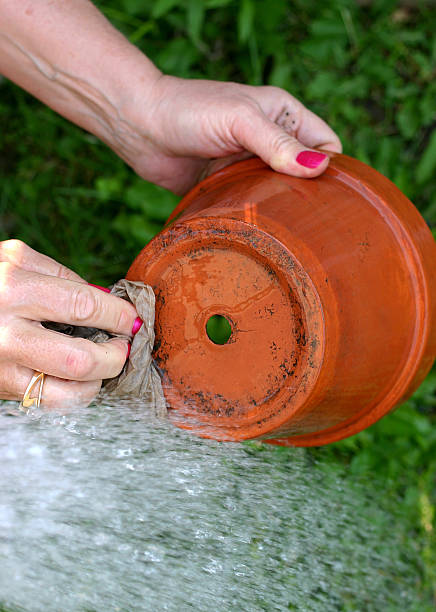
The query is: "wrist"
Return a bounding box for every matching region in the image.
[88,50,163,162]
[105,73,182,178]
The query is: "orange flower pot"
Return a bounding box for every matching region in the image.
[127,155,436,446]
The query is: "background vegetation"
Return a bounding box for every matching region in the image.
[0,0,435,606]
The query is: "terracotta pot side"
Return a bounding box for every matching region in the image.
[127,155,436,446]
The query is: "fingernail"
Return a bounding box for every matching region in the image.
[88,283,110,293]
[126,343,131,360]
[132,317,143,336]
[296,151,328,169]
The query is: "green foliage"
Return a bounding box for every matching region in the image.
[417,129,436,185]
[1,0,435,602]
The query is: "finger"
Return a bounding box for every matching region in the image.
[231,108,331,178]
[0,264,138,336]
[3,320,129,381]
[0,239,84,282]
[0,361,101,410]
[293,106,342,153]
[251,86,342,154]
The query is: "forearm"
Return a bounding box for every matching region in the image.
[0,0,161,158]
[0,1,341,194]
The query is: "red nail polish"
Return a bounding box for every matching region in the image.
[296,151,327,169]
[126,343,131,360]
[88,283,110,293]
[132,317,143,335]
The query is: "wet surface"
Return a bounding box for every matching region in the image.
[0,400,424,611]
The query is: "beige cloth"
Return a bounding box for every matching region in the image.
[102,280,166,416]
[44,280,167,416]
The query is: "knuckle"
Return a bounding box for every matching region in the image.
[0,367,15,399]
[272,131,297,154]
[261,85,285,98]
[71,286,99,322]
[79,381,102,405]
[238,98,260,118]
[57,265,79,281]
[269,133,300,173]
[230,100,263,139]
[115,306,133,335]
[232,97,252,112]
[227,95,259,118]
[0,323,14,355]
[64,344,97,380]
[248,85,296,109]
[0,262,19,305]
[44,379,101,410]
[0,239,29,265]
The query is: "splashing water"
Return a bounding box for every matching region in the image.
[0,400,425,611]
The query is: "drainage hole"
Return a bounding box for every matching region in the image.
[206,315,232,345]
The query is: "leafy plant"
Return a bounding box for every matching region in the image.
[1,0,435,602]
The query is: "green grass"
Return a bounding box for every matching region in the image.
[0,0,435,605]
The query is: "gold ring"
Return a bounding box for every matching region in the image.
[20,371,45,412]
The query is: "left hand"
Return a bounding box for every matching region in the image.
[0,2,340,196]
[118,76,342,195]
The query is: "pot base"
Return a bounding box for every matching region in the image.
[127,156,436,446]
[130,216,324,441]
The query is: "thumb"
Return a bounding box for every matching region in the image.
[232,109,330,178]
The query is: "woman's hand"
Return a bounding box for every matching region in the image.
[121,76,343,195]
[0,240,138,410]
[0,2,341,197]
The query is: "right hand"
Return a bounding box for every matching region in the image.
[0,240,138,410]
